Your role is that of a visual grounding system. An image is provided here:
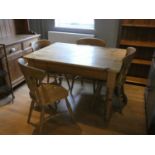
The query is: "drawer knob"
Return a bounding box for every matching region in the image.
[10,48,16,53]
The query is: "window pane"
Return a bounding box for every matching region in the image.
[55,19,94,30]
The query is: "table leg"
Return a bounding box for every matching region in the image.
[105,70,117,121]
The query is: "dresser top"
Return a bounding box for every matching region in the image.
[0,34,40,46]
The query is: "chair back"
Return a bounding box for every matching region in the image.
[113,47,136,112]
[31,39,51,51]
[77,38,106,47]
[18,58,46,103]
[117,47,136,86]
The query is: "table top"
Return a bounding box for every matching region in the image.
[24,42,126,72]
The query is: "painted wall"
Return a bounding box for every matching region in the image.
[29,19,120,47]
[95,19,120,47]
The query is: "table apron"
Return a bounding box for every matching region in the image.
[27,59,108,80]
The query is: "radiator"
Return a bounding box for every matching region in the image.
[48,31,94,43]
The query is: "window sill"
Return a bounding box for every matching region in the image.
[54,27,94,34]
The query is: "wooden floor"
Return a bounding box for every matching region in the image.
[0,80,146,135]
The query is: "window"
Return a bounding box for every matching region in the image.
[55,19,94,30]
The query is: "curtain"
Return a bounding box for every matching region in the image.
[28,19,54,39]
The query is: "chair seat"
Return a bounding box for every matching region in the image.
[38,83,68,105]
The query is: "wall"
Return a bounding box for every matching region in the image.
[28,19,120,47]
[95,19,120,47]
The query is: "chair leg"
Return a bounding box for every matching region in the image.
[65,98,74,119]
[96,81,103,94]
[93,80,96,93]
[47,73,58,84]
[80,78,84,86]
[91,81,102,109]
[70,76,76,93]
[47,74,50,83]
[54,75,58,84]
[58,76,62,85]
[122,86,128,105]
[54,102,58,112]
[27,100,35,124]
[39,106,45,134]
[64,75,72,91]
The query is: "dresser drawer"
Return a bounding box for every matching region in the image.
[6,43,22,54]
[23,38,38,49]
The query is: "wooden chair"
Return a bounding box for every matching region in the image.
[112,47,136,112]
[18,58,73,133]
[31,39,51,51]
[31,39,71,89]
[70,37,106,93]
[31,39,70,88]
[77,38,106,47]
[95,47,136,114]
[31,39,55,82]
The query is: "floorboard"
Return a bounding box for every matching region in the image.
[0,80,146,135]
